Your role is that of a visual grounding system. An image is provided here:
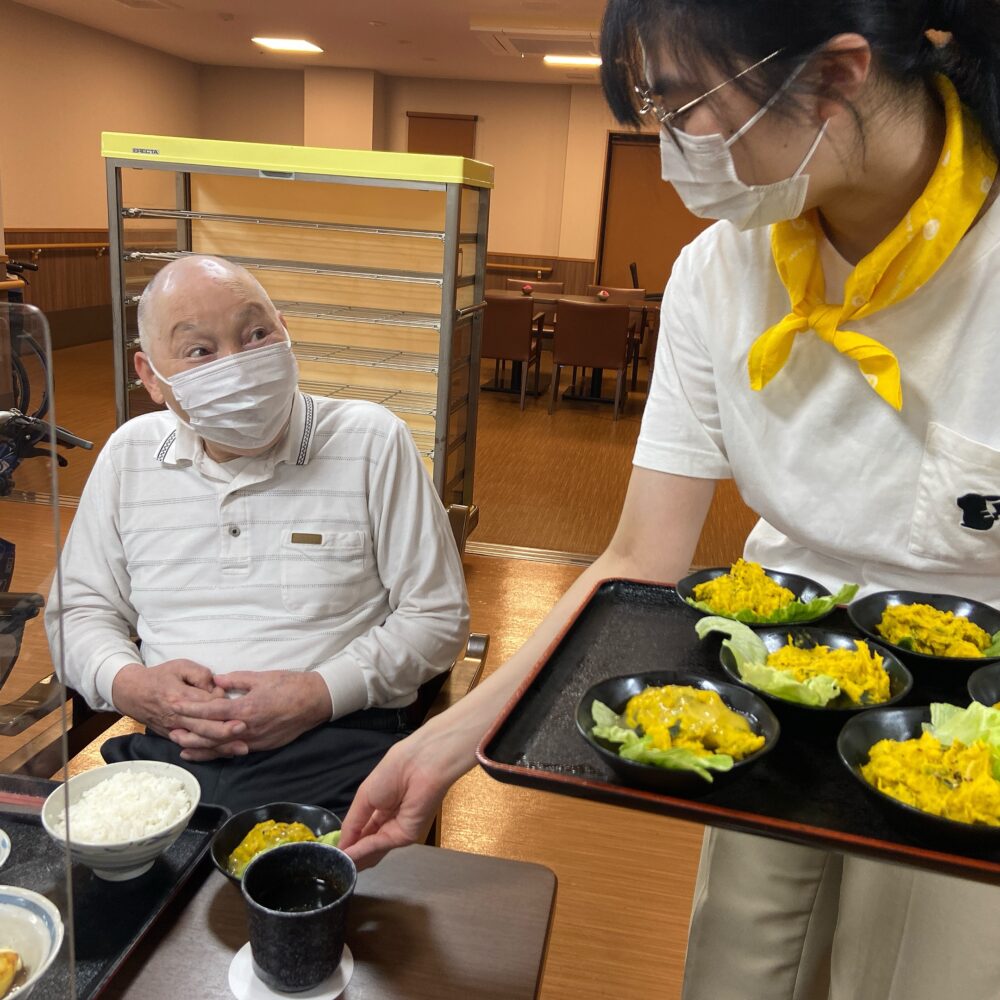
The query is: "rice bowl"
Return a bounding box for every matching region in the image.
[51,770,193,844]
[42,761,200,881]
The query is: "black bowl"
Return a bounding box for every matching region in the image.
[968,662,1000,707]
[575,671,779,796]
[677,567,834,626]
[211,801,342,884]
[717,627,913,739]
[847,591,1000,670]
[837,707,1000,848]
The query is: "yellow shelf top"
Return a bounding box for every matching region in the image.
[101,132,494,189]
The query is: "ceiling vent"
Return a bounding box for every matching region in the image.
[472,26,599,58]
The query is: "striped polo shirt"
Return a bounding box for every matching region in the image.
[46,393,470,718]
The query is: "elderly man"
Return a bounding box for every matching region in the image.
[46,255,469,813]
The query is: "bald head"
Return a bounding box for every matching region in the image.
[136,255,274,356]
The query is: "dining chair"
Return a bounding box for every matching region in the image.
[549,299,631,420]
[505,279,563,347]
[587,285,648,390]
[482,291,543,410]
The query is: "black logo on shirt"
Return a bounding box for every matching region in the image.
[958,494,1000,531]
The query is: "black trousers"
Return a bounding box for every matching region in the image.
[101,708,412,817]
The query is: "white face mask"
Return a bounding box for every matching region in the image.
[660,86,828,231]
[147,340,299,451]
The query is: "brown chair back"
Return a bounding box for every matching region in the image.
[482,291,536,362]
[552,299,631,370]
[505,279,564,328]
[586,285,646,304]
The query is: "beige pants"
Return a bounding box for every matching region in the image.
[682,828,1000,1000]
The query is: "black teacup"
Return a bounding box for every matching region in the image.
[241,842,357,993]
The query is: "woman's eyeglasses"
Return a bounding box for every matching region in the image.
[635,49,784,136]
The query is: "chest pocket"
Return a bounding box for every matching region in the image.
[280,530,371,618]
[909,423,1000,567]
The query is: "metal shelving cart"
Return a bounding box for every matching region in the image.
[102,132,493,507]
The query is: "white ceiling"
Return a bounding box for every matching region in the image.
[13,0,610,85]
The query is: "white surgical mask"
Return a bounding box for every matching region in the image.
[148,340,299,451]
[660,83,828,231]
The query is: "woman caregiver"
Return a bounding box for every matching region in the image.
[342,1,1000,996]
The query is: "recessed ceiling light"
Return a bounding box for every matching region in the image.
[251,37,323,53]
[543,54,601,67]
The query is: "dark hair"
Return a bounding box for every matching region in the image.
[600,0,1000,156]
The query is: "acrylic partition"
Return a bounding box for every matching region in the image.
[0,301,78,996]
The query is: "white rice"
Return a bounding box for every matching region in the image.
[54,771,192,843]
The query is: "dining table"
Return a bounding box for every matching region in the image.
[102,843,556,1000]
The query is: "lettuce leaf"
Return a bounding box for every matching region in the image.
[318,830,342,847]
[737,660,841,707]
[925,702,1000,780]
[694,616,768,666]
[925,702,1000,754]
[695,616,841,707]
[686,583,859,625]
[589,699,733,782]
[985,631,1000,658]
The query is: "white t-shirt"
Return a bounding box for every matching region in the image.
[634,201,1000,605]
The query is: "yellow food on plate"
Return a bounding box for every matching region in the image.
[861,731,1000,826]
[766,639,890,705]
[0,949,21,998]
[877,603,990,658]
[228,820,318,878]
[693,560,795,618]
[624,685,765,760]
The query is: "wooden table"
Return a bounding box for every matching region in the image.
[103,844,556,1000]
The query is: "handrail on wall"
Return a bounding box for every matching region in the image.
[6,242,109,258]
[5,241,171,260]
[485,262,554,279]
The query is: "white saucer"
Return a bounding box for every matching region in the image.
[0,829,10,870]
[228,942,353,1000]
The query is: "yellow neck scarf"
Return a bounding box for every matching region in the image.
[748,76,998,410]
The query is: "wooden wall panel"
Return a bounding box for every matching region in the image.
[295,360,438,396]
[6,227,170,349]
[191,175,448,233]
[4,229,111,313]
[485,254,596,296]
[191,221,445,274]
[285,318,441,355]
[250,270,443,314]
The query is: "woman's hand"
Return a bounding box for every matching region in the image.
[339,718,476,869]
[342,468,715,870]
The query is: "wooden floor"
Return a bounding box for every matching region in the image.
[474,360,644,554]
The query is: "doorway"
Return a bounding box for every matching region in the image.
[596,132,711,294]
